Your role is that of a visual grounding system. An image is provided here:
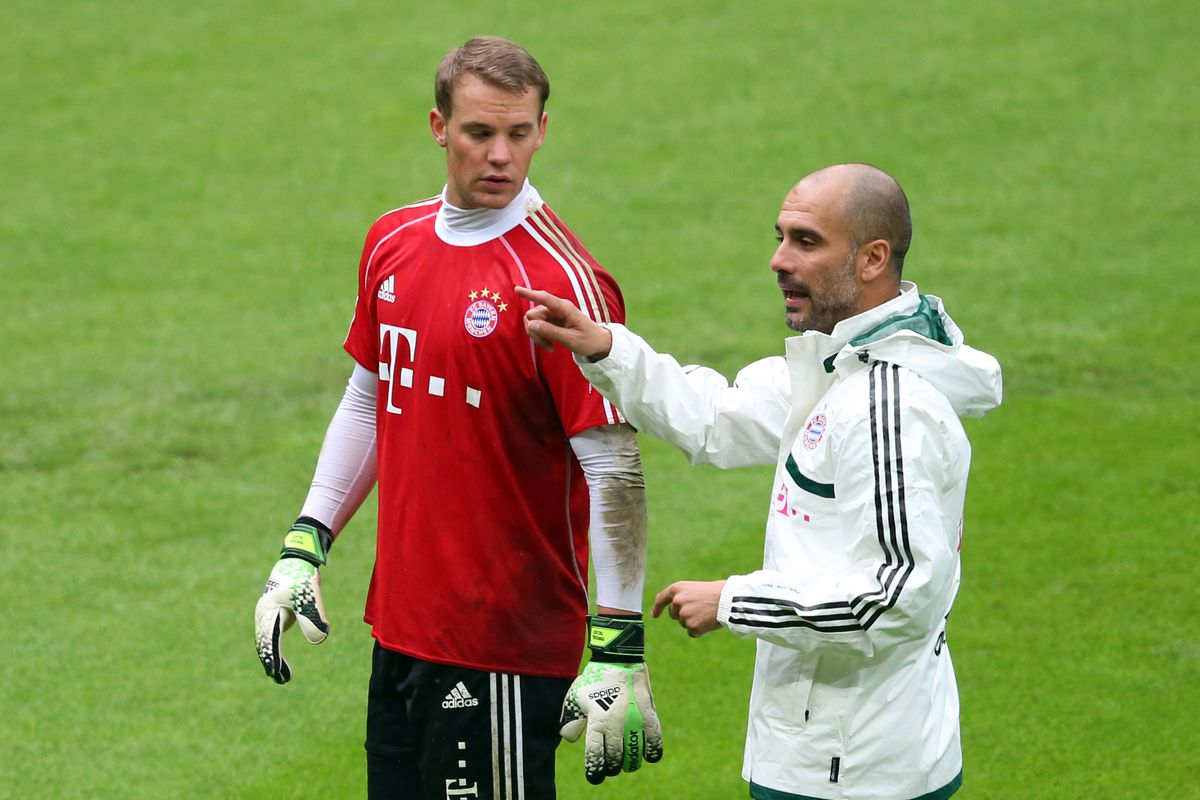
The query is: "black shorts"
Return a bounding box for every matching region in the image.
[365,641,574,800]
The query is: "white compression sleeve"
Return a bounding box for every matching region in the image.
[298,364,378,536]
[570,424,647,613]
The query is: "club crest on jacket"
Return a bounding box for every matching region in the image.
[802,413,827,450]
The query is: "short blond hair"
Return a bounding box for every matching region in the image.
[435,36,550,119]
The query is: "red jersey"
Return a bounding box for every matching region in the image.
[343,185,626,678]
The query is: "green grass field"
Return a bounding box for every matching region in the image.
[3,1,1197,797]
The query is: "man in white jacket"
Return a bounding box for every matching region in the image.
[515,164,1003,800]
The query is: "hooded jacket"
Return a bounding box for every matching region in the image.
[579,282,1003,800]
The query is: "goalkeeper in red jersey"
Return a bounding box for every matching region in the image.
[253,36,661,799]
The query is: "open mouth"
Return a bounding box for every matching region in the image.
[782,289,810,310]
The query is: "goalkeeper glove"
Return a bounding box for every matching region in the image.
[560,615,664,784]
[254,518,332,684]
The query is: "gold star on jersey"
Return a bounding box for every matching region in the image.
[464,286,506,338]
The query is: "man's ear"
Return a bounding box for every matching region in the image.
[430,108,448,148]
[858,239,893,282]
[534,111,548,150]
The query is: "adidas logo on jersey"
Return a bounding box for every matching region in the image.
[377,275,396,303]
[588,686,621,711]
[442,681,480,709]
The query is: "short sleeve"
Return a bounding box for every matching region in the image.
[342,223,384,370]
[538,267,627,438]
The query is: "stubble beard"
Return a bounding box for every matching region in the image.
[784,249,862,334]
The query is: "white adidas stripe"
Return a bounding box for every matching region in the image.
[512,675,525,800]
[526,209,609,322]
[490,673,500,797]
[520,220,596,321]
[516,216,626,425]
[529,211,625,424]
[363,211,438,287]
[489,673,526,800]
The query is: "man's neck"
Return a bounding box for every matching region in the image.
[828,282,918,343]
[435,181,541,246]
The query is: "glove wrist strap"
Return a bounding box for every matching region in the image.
[587,614,644,664]
[280,517,332,567]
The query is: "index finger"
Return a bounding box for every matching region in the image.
[514,285,563,309]
[651,584,678,618]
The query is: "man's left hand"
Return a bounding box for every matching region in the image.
[652,580,726,638]
[559,615,663,784]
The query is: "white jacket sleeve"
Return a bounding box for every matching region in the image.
[579,324,791,468]
[717,391,964,658]
[298,364,379,536]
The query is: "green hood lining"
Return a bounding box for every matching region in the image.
[823,294,952,374]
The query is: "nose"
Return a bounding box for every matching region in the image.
[488,137,511,165]
[769,242,791,275]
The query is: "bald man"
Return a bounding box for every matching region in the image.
[516,164,1003,800]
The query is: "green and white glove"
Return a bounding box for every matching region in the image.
[560,615,664,784]
[254,519,332,684]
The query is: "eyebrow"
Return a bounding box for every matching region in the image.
[776,223,825,242]
[461,120,535,132]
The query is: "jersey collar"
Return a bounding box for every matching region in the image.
[435,180,543,246]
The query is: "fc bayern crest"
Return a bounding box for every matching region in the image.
[802,413,827,450]
[463,286,508,338]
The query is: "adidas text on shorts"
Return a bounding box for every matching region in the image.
[366,642,573,800]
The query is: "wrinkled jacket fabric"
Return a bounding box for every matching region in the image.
[579,283,1002,800]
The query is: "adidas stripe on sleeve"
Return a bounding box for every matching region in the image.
[717,363,963,656]
[512,205,628,435]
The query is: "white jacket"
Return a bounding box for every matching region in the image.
[579,283,1002,800]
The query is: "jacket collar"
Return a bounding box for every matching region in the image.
[782,282,921,374]
[781,281,1003,421]
[828,281,921,344]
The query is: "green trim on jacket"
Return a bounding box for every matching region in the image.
[750,769,962,800]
